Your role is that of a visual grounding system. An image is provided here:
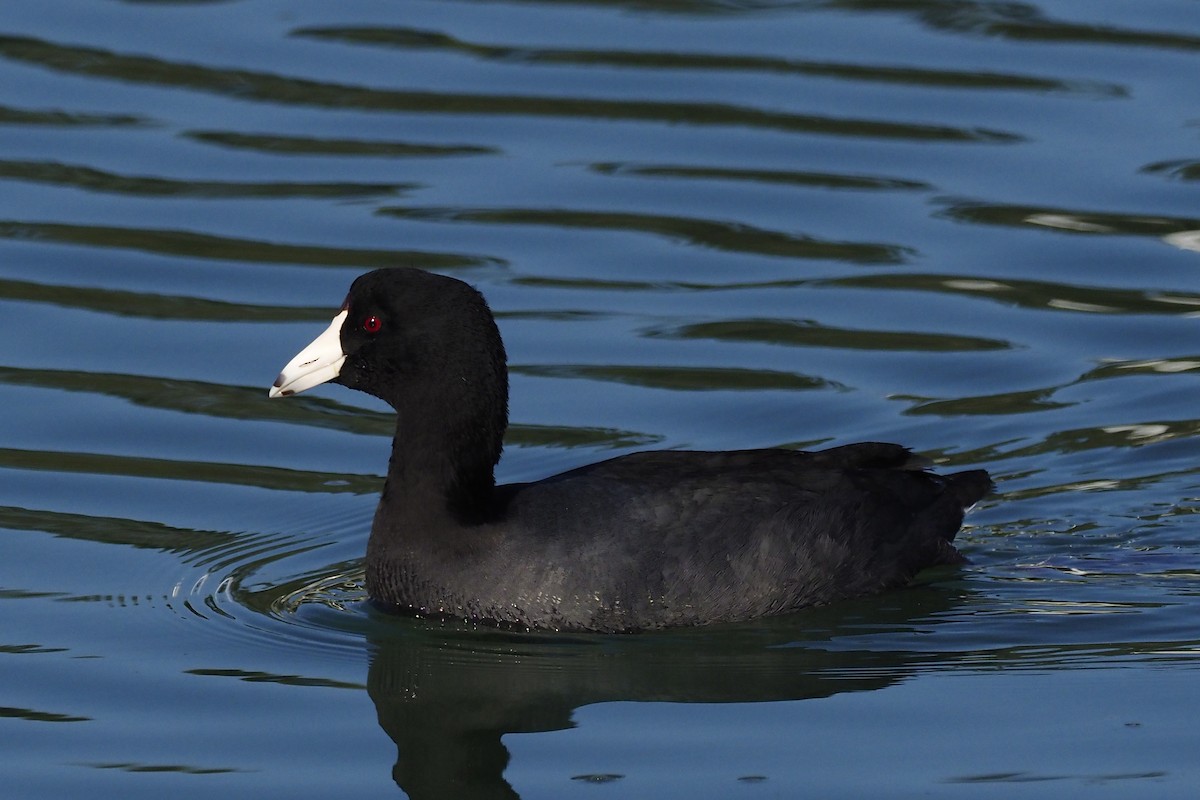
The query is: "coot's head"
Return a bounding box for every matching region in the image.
[270,268,509,441]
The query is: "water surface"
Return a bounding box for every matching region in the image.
[2,1,1199,798]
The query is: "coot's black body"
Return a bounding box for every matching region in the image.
[271,268,992,632]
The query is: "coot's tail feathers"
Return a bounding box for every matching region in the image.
[911,468,992,567]
[945,469,994,510]
[813,443,993,510]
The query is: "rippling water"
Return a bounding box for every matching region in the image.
[3,1,1199,797]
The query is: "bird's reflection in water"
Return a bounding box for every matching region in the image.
[366,581,968,799]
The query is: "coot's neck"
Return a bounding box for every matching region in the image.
[366,402,502,610]
[383,410,500,524]
[374,354,509,529]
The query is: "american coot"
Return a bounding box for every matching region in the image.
[270,268,992,632]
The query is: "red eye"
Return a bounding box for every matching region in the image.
[362,315,382,333]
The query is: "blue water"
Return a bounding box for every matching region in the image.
[2,1,1199,797]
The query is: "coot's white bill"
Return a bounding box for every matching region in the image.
[269,309,348,397]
